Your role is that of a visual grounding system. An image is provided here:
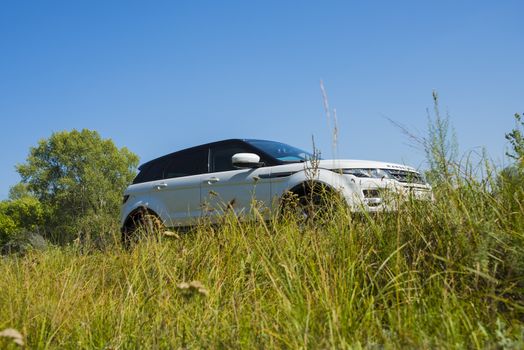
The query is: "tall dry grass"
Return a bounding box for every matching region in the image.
[0,171,523,349]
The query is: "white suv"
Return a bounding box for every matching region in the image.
[121,139,432,238]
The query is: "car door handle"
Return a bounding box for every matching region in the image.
[205,177,220,184]
[154,183,168,190]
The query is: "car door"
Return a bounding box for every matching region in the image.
[153,147,208,227]
[201,142,272,221]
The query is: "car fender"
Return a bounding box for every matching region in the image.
[120,193,167,228]
[272,167,363,209]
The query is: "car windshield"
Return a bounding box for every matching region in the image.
[246,140,315,163]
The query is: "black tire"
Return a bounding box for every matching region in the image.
[121,209,164,248]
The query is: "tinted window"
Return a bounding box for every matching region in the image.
[133,158,169,184]
[211,144,254,172]
[164,148,208,179]
[246,140,313,162]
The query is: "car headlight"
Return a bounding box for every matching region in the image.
[340,168,392,180]
[339,168,427,185]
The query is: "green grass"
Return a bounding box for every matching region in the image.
[1,178,523,349]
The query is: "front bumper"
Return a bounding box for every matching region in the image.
[351,179,433,212]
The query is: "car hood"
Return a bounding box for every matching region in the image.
[317,159,418,172]
[272,159,420,174]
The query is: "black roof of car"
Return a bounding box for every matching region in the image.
[138,138,266,170]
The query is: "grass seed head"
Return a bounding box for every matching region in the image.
[177,280,209,297]
[0,328,24,346]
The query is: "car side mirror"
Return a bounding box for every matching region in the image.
[232,153,264,168]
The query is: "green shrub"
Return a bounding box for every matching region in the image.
[0,197,44,244]
[0,212,16,243]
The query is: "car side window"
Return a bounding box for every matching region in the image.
[211,144,255,172]
[133,158,169,184]
[164,148,209,179]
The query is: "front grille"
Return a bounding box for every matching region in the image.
[386,170,425,184]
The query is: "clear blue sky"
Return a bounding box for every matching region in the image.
[1,1,522,198]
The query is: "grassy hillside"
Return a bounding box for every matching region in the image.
[0,176,523,349]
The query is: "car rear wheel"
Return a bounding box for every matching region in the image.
[122,209,164,248]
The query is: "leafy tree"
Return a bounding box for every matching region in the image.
[499,113,524,192]
[496,113,524,230]
[8,183,33,200]
[16,129,139,242]
[505,113,524,167]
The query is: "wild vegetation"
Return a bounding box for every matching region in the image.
[0,108,523,349]
[0,129,138,246]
